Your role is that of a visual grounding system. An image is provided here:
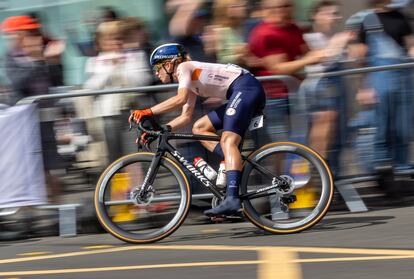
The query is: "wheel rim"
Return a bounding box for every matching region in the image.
[95,153,190,242]
[242,142,333,232]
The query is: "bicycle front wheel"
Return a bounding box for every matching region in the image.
[241,142,334,233]
[94,152,191,243]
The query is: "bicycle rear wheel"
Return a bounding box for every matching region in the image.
[241,142,333,233]
[94,152,191,243]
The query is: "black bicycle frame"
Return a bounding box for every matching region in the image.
[139,129,286,201]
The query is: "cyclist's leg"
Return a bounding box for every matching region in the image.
[204,131,243,216]
[205,75,266,216]
[204,116,254,216]
[193,104,226,159]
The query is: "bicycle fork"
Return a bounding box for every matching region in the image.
[130,151,164,205]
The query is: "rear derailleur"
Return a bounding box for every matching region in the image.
[273,175,297,213]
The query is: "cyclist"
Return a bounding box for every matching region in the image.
[129,43,266,216]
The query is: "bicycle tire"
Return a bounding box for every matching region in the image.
[241,141,334,233]
[94,152,191,243]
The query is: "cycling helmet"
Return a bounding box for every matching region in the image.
[149,43,187,66]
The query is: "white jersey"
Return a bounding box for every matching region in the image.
[177,61,243,107]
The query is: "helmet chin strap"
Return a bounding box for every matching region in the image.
[162,60,178,83]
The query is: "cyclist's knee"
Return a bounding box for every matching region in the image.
[193,117,214,134]
[220,132,241,151]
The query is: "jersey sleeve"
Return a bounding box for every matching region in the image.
[177,62,192,89]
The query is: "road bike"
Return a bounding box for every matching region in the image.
[94,117,334,243]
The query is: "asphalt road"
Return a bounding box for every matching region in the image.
[1,205,414,279]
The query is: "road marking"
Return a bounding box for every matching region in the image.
[0,245,259,265]
[4,254,414,277]
[296,255,414,263]
[17,252,50,257]
[82,246,114,250]
[0,261,261,276]
[3,245,414,277]
[258,248,301,279]
[292,247,414,256]
[0,247,143,264]
[3,245,414,265]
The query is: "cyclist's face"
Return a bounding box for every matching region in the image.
[153,63,163,75]
[154,61,174,83]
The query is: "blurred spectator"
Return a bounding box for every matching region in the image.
[243,1,265,40]
[83,20,152,163]
[67,6,120,57]
[2,15,64,201]
[28,12,66,87]
[120,17,159,153]
[302,0,354,176]
[121,17,152,59]
[203,0,249,65]
[100,6,120,23]
[248,0,325,145]
[3,16,57,101]
[167,0,215,62]
[347,0,414,172]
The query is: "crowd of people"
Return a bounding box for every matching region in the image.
[0,0,414,204]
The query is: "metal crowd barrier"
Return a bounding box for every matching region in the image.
[308,61,414,78]
[309,61,414,212]
[17,74,369,214]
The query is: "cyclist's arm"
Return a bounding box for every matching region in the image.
[151,87,191,115]
[167,102,195,131]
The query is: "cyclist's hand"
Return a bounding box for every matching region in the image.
[129,108,153,124]
[136,132,154,145]
[135,133,148,144]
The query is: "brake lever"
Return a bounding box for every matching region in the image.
[136,130,143,151]
[144,142,152,152]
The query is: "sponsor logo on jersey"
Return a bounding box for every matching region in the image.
[226,108,236,116]
[229,91,243,108]
[213,74,229,82]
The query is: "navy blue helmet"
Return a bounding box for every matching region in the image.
[149,43,187,66]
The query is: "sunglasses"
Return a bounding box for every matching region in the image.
[153,63,164,73]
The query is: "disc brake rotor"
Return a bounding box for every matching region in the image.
[130,185,155,206]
